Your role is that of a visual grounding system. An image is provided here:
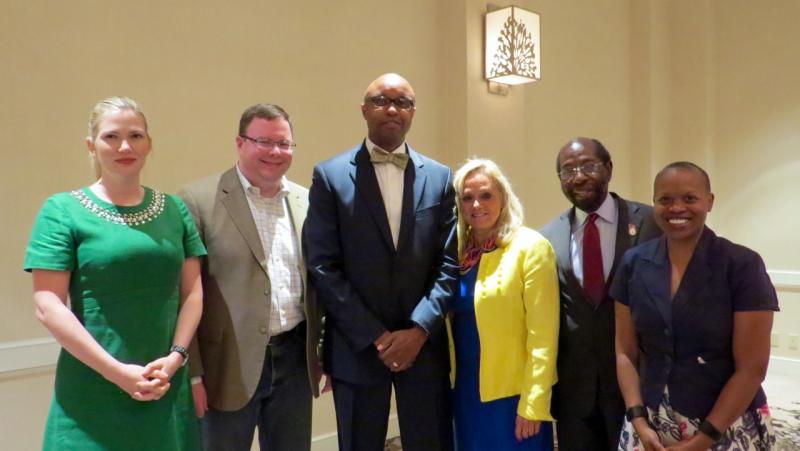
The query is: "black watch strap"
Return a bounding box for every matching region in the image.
[698,419,723,441]
[170,345,189,366]
[625,405,648,421]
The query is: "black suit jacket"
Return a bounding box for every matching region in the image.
[302,142,458,384]
[539,193,660,419]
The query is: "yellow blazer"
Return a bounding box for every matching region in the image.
[450,227,560,421]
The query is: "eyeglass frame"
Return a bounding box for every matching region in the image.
[557,160,607,181]
[239,135,297,151]
[367,95,416,111]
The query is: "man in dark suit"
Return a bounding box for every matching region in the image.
[180,104,323,451]
[303,73,458,451]
[540,137,661,451]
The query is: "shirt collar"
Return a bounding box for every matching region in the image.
[365,137,407,156]
[236,163,289,199]
[574,193,616,226]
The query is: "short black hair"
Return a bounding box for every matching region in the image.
[555,138,612,172]
[654,161,711,192]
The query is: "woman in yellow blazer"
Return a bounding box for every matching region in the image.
[450,159,560,451]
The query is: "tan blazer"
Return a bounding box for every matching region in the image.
[179,168,322,411]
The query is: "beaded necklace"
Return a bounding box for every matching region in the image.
[71,188,165,226]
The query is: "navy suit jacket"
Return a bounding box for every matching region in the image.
[303,142,458,384]
[540,193,661,419]
[610,227,779,418]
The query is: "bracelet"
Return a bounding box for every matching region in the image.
[625,405,648,421]
[170,345,189,367]
[698,419,723,441]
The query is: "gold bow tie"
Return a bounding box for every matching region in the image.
[370,149,409,169]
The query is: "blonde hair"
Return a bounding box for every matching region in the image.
[453,158,524,257]
[87,96,149,178]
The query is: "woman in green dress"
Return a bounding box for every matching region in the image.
[24,97,206,450]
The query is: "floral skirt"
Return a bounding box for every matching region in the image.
[618,389,775,451]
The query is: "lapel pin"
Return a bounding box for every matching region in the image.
[628,223,637,236]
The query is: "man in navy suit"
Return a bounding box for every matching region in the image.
[303,73,457,451]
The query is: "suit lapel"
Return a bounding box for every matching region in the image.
[219,168,267,275]
[609,194,650,290]
[621,195,646,247]
[610,195,634,284]
[672,228,714,309]
[613,196,631,272]
[552,210,574,273]
[556,209,586,301]
[350,144,395,251]
[641,238,672,327]
[397,146,426,251]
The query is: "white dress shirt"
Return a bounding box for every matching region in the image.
[236,165,305,336]
[366,137,406,249]
[570,193,618,286]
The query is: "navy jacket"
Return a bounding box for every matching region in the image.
[302,143,458,384]
[611,227,779,418]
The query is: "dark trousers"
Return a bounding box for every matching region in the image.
[332,375,453,451]
[555,375,623,451]
[202,324,312,451]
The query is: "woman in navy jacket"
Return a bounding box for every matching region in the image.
[612,162,778,450]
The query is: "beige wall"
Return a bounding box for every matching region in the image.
[0,369,53,450]
[712,0,800,359]
[1,0,451,344]
[522,0,637,226]
[438,0,638,228]
[625,0,800,357]
[712,0,800,267]
[2,0,798,448]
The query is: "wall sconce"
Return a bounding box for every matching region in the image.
[485,5,540,94]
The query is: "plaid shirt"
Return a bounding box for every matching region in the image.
[237,165,304,336]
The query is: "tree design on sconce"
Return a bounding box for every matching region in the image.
[489,16,537,80]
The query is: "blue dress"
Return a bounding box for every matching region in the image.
[452,265,553,451]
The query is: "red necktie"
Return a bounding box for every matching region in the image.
[582,213,605,306]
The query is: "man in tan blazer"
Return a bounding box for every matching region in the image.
[179,104,322,451]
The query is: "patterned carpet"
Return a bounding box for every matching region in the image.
[772,403,800,450]
[766,358,800,450]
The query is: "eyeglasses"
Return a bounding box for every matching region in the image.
[240,135,296,151]
[368,95,415,111]
[558,161,606,181]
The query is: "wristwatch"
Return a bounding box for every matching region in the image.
[698,419,723,441]
[625,405,648,422]
[170,345,189,367]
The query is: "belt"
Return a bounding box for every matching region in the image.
[268,321,305,346]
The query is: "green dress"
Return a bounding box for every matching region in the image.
[24,187,206,451]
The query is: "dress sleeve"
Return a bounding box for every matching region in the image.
[24,195,76,272]
[174,196,207,259]
[731,250,779,312]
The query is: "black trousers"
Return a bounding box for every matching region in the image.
[332,374,453,451]
[555,375,623,451]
